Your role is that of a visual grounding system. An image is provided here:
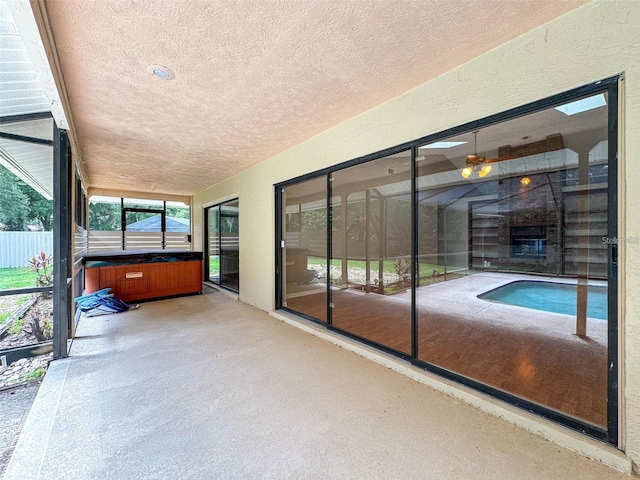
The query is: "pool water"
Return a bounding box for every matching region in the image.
[478,281,608,320]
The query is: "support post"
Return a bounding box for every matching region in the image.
[575,147,590,337]
[53,125,70,359]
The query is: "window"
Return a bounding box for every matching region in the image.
[276,78,619,443]
[88,196,191,251]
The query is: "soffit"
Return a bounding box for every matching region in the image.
[43,0,587,196]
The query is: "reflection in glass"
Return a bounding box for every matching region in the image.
[330,151,412,354]
[416,96,610,427]
[277,90,615,432]
[282,177,328,322]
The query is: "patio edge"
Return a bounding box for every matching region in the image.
[3,357,70,480]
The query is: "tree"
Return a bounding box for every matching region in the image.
[0,165,53,231]
[0,165,30,230]
[89,201,121,231]
[166,206,189,219]
[21,183,53,231]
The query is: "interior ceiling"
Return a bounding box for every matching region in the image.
[43,0,587,197]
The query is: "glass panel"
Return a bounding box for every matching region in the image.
[88,196,121,231]
[330,150,412,354]
[282,177,327,322]
[124,211,161,232]
[220,199,239,291]
[165,201,190,233]
[207,206,220,283]
[416,92,610,427]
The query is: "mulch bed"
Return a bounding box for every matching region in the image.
[0,295,52,350]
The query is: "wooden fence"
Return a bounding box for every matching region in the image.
[0,232,53,268]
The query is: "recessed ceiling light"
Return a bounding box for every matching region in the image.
[420,141,467,149]
[117,175,129,179]
[554,94,606,115]
[146,64,175,80]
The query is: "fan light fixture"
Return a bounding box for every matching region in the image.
[461,131,492,179]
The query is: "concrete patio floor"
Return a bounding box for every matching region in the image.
[3,288,631,479]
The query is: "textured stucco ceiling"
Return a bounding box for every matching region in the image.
[43,0,586,196]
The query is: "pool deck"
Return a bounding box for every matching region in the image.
[393,272,608,346]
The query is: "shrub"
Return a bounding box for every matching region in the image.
[28,304,53,342]
[27,252,53,288]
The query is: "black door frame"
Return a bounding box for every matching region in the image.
[204,199,240,293]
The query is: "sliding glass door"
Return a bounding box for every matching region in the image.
[329,151,412,354]
[205,199,239,292]
[416,93,612,429]
[280,178,328,321]
[275,78,618,442]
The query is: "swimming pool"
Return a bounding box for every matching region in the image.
[478,280,608,320]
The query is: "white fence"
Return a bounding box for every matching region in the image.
[0,231,53,268]
[88,231,191,252]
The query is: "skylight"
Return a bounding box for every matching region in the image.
[554,94,606,115]
[419,141,467,149]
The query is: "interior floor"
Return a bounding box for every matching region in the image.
[286,272,608,427]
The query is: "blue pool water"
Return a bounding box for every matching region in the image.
[478,281,608,320]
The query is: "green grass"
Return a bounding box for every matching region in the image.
[0,267,39,290]
[8,318,24,335]
[24,367,45,380]
[208,257,220,275]
[308,256,447,276]
[0,294,29,325]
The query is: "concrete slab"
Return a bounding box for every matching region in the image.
[4,289,632,479]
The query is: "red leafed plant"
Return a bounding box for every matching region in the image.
[27,251,53,288]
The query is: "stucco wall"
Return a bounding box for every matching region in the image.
[193,0,640,463]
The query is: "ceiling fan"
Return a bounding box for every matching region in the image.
[461,131,519,179]
[461,131,491,178]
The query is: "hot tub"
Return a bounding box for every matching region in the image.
[82,250,203,302]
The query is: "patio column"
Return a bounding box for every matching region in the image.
[575,143,597,338]
[53,124,71,359]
